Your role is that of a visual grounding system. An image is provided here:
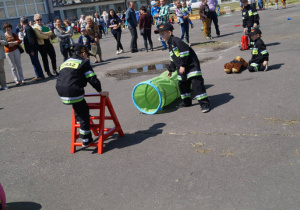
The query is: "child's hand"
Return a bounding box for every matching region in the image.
[100,91,109,97]
[263,61,268,66]
[244,28,247,33]
[253,23,258,28]
[167,71,172,77]
[179,66,185,74]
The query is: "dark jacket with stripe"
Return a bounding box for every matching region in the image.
[167,35,202,81]
[249,37,269,63]
[56,55,102,104]
[242,4,259,29]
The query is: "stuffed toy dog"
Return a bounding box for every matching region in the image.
[224,56,248,74]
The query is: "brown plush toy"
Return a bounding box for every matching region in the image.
[224,56,248,74]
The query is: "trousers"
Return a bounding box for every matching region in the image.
[113,32,124,51]
[128,26,138,51]
[202,18,211,37]
[29,50,45,78]
[5,49,24,83]
[178,76,209,105]
[38,42,57,74]
[0,59,6,86]
[180,19,190,43]
[72,99,92,140]
[142,29,153,50]
[209,11,220,36]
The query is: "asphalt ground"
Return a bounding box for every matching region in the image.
[1,4,300,210]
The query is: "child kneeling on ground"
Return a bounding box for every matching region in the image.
[248,28,269,72]
[56,43,109,147]
[154,23,210,113]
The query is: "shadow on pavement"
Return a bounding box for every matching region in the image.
[268,63,284,71]
[103,123,166,153]
[266,42,280,47]
[5,76,57,89]
[209,92,234,110]
[218,31,241,38]
[5,202,42,210]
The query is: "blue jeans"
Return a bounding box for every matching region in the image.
[258,0,263,9]
[157,25,167,49]
[29,51,45,78]
[180,19,189,43]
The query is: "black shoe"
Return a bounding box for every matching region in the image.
[162,48,167,51]
[177,100,192,108]
[47,72,54,77]
[82,137,93,147]
[201,103,210,113]
[131,50,137,53]
[53,70,59,75]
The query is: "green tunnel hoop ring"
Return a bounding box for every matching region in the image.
[132,81,163,115]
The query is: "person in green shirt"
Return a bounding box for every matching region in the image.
[154,0,170,50]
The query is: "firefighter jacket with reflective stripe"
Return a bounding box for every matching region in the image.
[242,4,259,28]
[250,37,269,63]
[56,55,102,104]
[167,35,202,81]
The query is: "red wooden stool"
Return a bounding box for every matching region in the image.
[70,93,124,154]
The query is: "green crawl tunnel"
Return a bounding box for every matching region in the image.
[132,71,180,114]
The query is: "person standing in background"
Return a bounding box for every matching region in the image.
[126,1,139,53]
[0,30,8,90]
[199,0,220,37]
[154,0,170,50]
[33,14,58,77]
[3,22,25,86]
[20,16,45,81]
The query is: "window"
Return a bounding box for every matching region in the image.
[0,0,48,20]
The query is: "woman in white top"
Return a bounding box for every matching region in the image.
[79,14,87,29]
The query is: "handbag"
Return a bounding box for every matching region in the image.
[16,44,24,54]
[140,28,145,35]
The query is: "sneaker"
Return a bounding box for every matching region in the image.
[53,70,59,75]
[116,50,120,55]
[31,77,44,81]
[205,36,211,40]
[119,49,124,54]
[47,72,54,77]
[264,65,268,72]
[82,137,93,147]
[201,103,210,113]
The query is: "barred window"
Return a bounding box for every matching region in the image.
[0,0,47,20]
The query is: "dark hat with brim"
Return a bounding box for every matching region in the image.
[249,27,262,35]
[73,43,93,56]
[154,23,174,34]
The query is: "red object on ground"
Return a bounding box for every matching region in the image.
[241,34,249,50]
[234,24,241,27]
[70,93,124,154]
[0,183,6,210]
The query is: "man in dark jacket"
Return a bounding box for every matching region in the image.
[56,43,109,147]
[126,1,138,53]
[20,16,45,80]
[155,23,210,113]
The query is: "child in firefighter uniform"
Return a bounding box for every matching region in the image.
[56,43,109,147]
[248,28,269,72]
[241,0,260,47]
[154,23,210,113]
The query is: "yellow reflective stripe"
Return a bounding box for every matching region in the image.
[196,93,208,100]
[248,10,253,16]
[181,93,191,99]
[60,60,81,71]
[252,48,258,55]
[174,49,180,57]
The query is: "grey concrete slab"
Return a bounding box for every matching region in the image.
[1,3,300,210]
